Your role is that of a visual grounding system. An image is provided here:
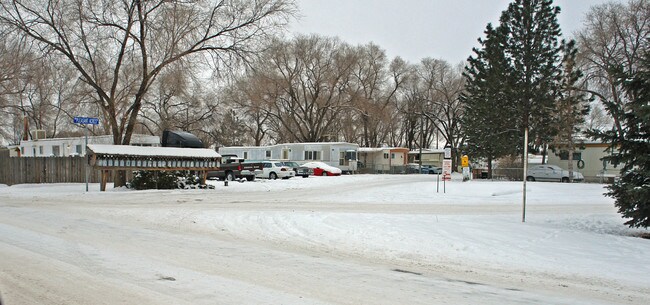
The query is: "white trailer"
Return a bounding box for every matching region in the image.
[219,142,359,173]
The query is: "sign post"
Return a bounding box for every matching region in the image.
[442,144,452,181]
[441,144,452,193]
[461,154,470,182]
[73,117,99,192]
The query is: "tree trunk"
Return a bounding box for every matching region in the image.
[113,170,127,188]
[487,155,493,179]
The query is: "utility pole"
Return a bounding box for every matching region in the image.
[522,127,528,222]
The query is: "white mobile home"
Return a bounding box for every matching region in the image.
[407,149,445,168]
[358,147,409,173]
[13,134,160,157]
[219,142,359,173]
[547,141,620,182]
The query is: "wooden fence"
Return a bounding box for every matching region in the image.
[0,156,113,185]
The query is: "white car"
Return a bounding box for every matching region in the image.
[526,165,584,182]
[257,161,295,180]
[302,161,342,176]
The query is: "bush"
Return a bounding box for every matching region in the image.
[128,170,201,190]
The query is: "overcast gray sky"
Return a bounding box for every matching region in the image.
[289,0,618,64]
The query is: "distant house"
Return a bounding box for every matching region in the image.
[10,134,160,157]
[219,142,359,173]
[547,141,620,182]
[358,147,409,173]
[407,149,445,168]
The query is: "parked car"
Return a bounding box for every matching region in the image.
[420,166,442,174]
[281,161,312,178]
[257,161,295,180]
[406,164,442,174]
[207,155,263,181]
[302,161,342,176]
[526,164,584,182]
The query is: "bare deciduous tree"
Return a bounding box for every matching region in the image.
[251,35,356,143]
[577,0,650,139]
[346,43,408,147]
[416,59,465,164]
[0,46,88,144]
[140,63,219,140]
[0,0,295,185]
[218,75,275,146]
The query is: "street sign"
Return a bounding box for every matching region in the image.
[444,145,451,159]
[73,117,99,125]
[442,159,452,181]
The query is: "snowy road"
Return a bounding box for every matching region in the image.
[0,175,648,304]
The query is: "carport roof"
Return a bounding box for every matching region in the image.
[87,144,220,158]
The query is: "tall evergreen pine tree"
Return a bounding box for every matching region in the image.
[551,40,591,181]
[462,24,518,178]
[461,0,564,172]
[594,52,650,228]
[499,0,564,153]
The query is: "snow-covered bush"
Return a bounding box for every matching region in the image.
[128,170,201,190]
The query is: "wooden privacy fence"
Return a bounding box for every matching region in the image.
[0,156,113,185]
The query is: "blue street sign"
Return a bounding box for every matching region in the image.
[73,117,99,125]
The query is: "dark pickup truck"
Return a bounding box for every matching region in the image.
[207,155,263,181]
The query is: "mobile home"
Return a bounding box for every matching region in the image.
[358,147,409,173]
[547,141,620,182]
[12,134,160,157]
[407,149,445,168]
[219,142,359,173]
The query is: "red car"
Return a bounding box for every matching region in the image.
[302,161,342,176]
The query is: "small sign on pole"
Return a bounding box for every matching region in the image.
[442,159,452,181]
[461,155,470,182]
[73,116,99,192]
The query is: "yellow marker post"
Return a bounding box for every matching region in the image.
[461,155,469,168]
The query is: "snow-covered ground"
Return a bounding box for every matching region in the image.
[0,174,648,304]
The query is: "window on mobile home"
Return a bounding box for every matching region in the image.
[265,150,271,158]
[304,151,320,160]
[559,151,582,161]
[340,151,357,166]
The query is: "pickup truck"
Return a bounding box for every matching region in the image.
[207,155,263,181]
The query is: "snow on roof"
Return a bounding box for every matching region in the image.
[359,147,382,152]
[20,134,159,144]
[87,144,220,158]
[408,149,445,154]
[284,142,358,146]
[359,147,408,152]
[222,142,359,149]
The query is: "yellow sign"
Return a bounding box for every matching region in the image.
[461,155,469,168]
